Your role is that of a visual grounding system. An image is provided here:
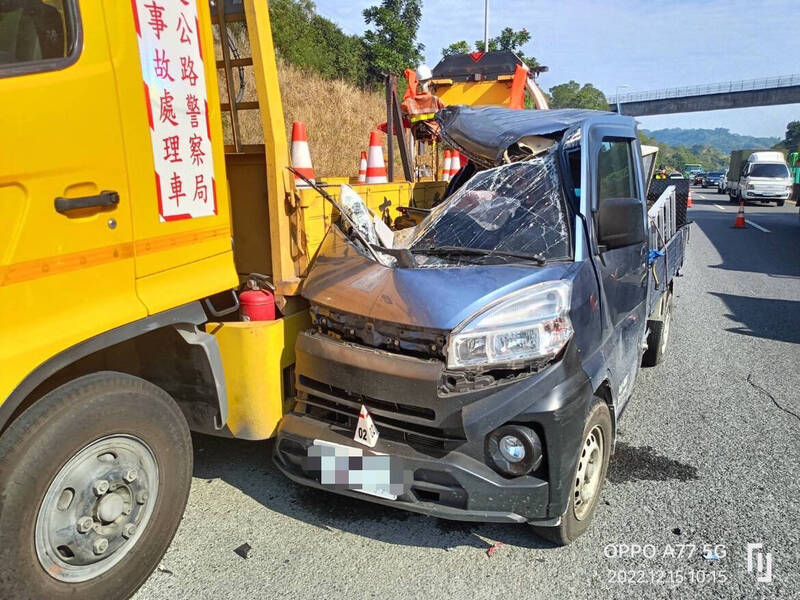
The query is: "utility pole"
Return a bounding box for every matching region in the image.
[484,0,489,52]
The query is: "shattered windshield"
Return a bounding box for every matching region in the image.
[405,152,571,263]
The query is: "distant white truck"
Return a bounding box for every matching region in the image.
[728,150,792,206]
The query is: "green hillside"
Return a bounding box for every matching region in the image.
[641,128,780,155]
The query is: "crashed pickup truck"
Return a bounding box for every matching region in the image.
[274,106,690,544]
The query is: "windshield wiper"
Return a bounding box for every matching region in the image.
[410,246,546,265]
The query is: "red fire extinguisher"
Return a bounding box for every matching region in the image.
[239,279,276,321]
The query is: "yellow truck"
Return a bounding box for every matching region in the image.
[0,2,552,598]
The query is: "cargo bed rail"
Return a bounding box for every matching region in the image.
[648,185,677,250]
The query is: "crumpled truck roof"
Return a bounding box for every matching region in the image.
[436,105,617,167]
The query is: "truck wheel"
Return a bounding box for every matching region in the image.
[530,399,612,545]
[642,293,673,367]
[0,372,192,600]
[777,198,785,207]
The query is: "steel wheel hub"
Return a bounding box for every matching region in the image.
[573,425,604,521]
[35,435,158,582]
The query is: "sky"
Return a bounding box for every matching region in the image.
[312,0,797,139]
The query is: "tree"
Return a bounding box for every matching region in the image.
[363,0,424,80]
[782,121,800,151]
[440,27,539,70]
[547,81,609,110]
[442,40,471,57]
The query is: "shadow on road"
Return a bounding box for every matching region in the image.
[190,434,555,552]
[709,292,800,344]
[689,207,800,279]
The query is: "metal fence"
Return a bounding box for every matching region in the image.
[608,74,800,105]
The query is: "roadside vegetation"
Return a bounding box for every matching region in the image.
[259,0,791,176]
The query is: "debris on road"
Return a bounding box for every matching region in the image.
[234,543,253,559]
[486,542,504,558]
[672,527,681,535]
[156,564,173,575]
[702,551,720,561]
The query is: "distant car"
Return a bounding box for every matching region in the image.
[703,171,723,188]
[717,171,728,194]
[668,173,684,179]
[693,172,706,185]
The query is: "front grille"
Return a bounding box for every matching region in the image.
[296,377,464,453]
[310,304,448,361]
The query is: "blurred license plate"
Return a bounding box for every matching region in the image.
[308,440,404,500]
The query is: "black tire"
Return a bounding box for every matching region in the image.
[642,292,673,367]
[777,198,785,207]
[717,187,723,194]
[0,372,192,600]
[531,399,612,546]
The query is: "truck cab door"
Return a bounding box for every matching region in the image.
[588,128,648,406]
[0,1,146,397]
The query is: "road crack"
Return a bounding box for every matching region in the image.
[746,373,800,424]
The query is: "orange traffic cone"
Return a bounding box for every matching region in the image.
[365,131,388,184]
[290,121,315,187]
[687,190,693,207]
[450,150,462,179]
[357,151,367,184]
[441,149,452,182]
[733,201,746,228]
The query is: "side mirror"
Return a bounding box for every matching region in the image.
[597,197,646,250]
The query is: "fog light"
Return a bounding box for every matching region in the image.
[499,436,526,462]
[486,425,543,477]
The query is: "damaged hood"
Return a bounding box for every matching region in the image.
[302,229,573,331]
[437,105,611,167]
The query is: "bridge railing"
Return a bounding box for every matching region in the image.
[608,74,800,104]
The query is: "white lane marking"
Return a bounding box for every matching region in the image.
[713,204,726,211]
[745,219,771,233]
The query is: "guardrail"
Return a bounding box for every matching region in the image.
[608,74,800,105]
[648,185,676,249]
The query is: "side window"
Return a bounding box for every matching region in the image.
[597,138,637,201]
[0,1,77,68]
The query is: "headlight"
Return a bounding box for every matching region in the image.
[447,281,573,369]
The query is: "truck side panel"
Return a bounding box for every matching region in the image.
[0,0,148,404]
[105,0,238,309]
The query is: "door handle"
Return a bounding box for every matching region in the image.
[54,190,119,214]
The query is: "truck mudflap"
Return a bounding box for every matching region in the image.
[273,331,596,522]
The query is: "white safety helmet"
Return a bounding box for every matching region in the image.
[416,64,433,82]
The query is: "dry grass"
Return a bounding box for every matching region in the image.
[276,60,395,177]
[214,25,409,178]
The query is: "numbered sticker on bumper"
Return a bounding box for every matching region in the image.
[354,404,379,448]
[308,440,406,500]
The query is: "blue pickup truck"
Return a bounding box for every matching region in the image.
[275,107,690,544]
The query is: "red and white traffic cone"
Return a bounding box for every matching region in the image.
[290,121,315,187]
[365,131,388,184]
[449,150,462,179]
[733,201,746,228]
[687,189,693,207]
[358,151,367,184]
[441,149,452,182]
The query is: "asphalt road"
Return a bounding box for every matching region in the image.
[135,188,800,600]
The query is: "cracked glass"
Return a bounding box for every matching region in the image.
[403,151,571,266]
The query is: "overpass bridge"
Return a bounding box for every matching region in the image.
[608,75,800,116]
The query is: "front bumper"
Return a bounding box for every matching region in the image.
[743,190,791,199]
[273,331,595,523]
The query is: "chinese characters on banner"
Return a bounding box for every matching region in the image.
[133,0,216,221]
